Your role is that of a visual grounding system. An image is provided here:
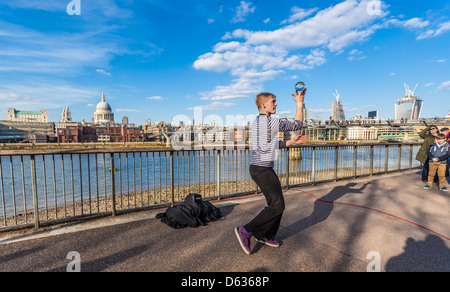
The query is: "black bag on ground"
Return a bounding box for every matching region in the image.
[156,193,224,229]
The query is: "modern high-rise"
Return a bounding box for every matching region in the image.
[331,90,345,121]
[395,84,423,120]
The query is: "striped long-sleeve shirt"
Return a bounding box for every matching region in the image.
[250,114,303,168]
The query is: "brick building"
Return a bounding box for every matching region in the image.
[57,124,143,143]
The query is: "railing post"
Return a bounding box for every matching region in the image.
[311,146,316,185]
[217,150,221,200]
[384,144,389,173]
[170,151,175,207]
[370,144,374,176]
[286,148,290,189]
[110,154,116,217]
[409,144,413,170]
[30,155,39,229]
[0,157,6,227]
[397,144,402,171]
[353,145,357,179]
[79,154,83,216]
[334,146,338,181]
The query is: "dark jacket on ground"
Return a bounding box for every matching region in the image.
[156,194,224,229]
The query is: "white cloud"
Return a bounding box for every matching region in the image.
[147,96,165,100]
[309,108,332,114]
[232,1,256,23]
[96,69,111,76]
[281,7,319,24]
[438,81,450,90]
[0,20,122,75]
[347,49,367,61]
[116,109,140,113]
[193,0,390,110]
[196,0,388,73]
[417,21,450,40]
[328,25,379,52]
[403,18,430,29]
[0,82,97,112]
[384,16,450,41]
[388,17,430,30]
[240,0,387,49]
[6,0,67,12]
[194,42,326,74]
[187,101,235,111]
[6,0,133,19]
[199,72,266,102]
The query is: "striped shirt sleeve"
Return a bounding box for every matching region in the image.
[250,115,304,167]
[279,119,303,132]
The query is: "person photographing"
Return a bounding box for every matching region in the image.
[235,87,309,255]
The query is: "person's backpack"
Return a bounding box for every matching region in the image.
[156,193,225,229]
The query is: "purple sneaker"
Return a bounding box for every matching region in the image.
[256,237,280,248]
[235,226,252,255]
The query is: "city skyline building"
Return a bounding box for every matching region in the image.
[61,106,72,123]
[395,84,423,120]
[331,90,345,121]
[368,111,379,119]
[93,91,114,124]
[7,108,48,123]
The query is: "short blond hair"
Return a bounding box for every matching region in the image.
[256,92,276,109]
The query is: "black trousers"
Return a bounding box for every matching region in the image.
[245,165,285,241]
[422,161,429,181]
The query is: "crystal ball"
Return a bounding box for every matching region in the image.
[295,82,306,92]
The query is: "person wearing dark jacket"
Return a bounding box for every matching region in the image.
[424,134,450,192]
[440,127,450,178]
[416,126,440,181]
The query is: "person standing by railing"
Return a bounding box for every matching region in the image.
[235,89,309,255]
[416,126,440,182]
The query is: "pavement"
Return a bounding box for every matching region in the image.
[0,170,449,272]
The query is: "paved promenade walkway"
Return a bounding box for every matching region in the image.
[0,170,449,272]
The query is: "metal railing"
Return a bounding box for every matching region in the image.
[0,143,421,230]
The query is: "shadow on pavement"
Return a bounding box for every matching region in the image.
[385,235,450,272]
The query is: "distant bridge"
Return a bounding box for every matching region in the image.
[282,118,449,129]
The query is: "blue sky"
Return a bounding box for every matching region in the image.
[0,0,449,125]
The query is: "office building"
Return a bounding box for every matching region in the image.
[368,111,378,119]
[331,90,345,121]
[395,84,423,120]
